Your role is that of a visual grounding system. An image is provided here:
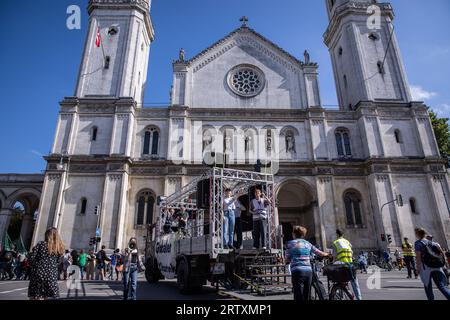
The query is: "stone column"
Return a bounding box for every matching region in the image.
[0,208,12,248]
[315,175,336,250]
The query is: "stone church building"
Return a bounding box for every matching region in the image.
[1,0,449,252]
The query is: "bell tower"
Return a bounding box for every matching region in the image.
[324,0,412,110]
[75,0,154,105]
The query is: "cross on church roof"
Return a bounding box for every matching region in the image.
[240,16,249,27]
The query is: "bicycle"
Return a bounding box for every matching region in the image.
[310,257,327,300]
[323,263,355,300]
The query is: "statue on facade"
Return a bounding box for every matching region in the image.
[304,50,310,64]
[245,134,254,152]
[179,48,185,62]
[203,132,212,151]
[224,134,232,153]
[286,131,296,153]
[266,131,273,152]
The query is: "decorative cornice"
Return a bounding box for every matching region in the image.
[187,27,314,74]
[324,2,394,46]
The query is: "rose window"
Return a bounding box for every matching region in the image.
[227,65,265,97]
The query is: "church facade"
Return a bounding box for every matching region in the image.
[12,0,448,252]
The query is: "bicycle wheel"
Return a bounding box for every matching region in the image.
[310,280,327,300]
[330,284,354,300]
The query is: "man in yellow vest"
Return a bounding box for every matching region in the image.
[402,237,418,279]
[332,229,362,300]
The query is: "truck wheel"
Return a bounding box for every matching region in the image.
[145,259,160,284]
[177,259,192,294]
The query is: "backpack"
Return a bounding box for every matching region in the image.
[421,240,445,268]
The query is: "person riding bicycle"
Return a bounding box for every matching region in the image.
[382,249,393,270]
[285,226,330,302]
[332,229,362,300]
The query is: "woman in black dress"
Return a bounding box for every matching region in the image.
[28,228,65,300]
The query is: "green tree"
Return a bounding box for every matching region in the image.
[428,108,450,156]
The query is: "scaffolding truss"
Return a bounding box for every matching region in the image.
[156,167,277,256]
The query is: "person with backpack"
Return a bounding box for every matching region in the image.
[96,245,111,280]
[414,227,450,300]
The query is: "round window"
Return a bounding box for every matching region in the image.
[227,65,265,98]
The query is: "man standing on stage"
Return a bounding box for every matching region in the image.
[250,189,271,250]
[223,188,243,249]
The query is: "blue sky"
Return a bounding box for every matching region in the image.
[0,0,449,174]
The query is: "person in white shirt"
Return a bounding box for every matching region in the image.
[249,189,271,249]
[223,188,243,249]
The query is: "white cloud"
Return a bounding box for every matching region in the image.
[410,85,438,101]
[433,103,450,118]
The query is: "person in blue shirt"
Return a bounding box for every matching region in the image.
[285,226,330,302]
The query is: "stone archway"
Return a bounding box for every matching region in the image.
[276,180,317,246]
[3,190,40,251]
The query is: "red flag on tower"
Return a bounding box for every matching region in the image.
[95,28,101,48]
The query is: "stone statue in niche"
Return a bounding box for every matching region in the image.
[266,131,273,152]
[286,131,296,153]
[224,134,232,153]
[245,134,254,152]
[203,132,212,151]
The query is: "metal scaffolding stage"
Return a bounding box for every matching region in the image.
[156,167,278,257]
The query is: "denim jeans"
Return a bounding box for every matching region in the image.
[291,268,313,302]
[123,263,138,300]
[79,266,85,280]
[223,209,235,247]
[234,217,243,248]
[424,270,450,300]
[347,264,362,300]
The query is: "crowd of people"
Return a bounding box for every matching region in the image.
[0,246,31,281]
[285,226,450,301]
[0,228,146,300]
[2,186,450,302]
[58,246,125,282]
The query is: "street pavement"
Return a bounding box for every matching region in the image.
[0,270,447,300]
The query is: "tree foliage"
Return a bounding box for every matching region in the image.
[428,108,450,157]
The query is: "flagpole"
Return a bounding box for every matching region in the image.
[97,23,106,61]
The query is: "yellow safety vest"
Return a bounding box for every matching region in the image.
[333,238,353,263]
[402,242,416,257]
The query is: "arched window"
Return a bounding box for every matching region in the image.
[409,198,418,214]
[335,128,352,158]
[136,190,155,226]
[143,127,160,156]
[80,198,87,215]
[394,129,402,144]
[91,126,98,142]
[344,190,364,228]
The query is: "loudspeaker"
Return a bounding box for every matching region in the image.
[197,179,211,209]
